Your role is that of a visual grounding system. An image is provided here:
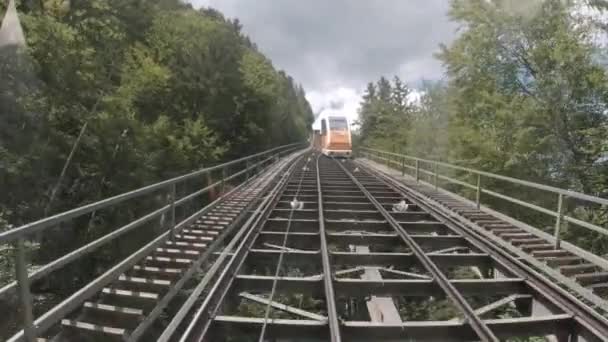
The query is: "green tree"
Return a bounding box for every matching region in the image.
[359,0,608,251]
[1,2,314,338]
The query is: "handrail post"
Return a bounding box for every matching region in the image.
[415,160,420,183]
[475,174,482,209]
[246,160,250,180]
[221,167,226,194]
[554,194,565,249]
[434,162,438,190]
[401,156,405,176]
[15,238,36,342]
[169,183,176,240]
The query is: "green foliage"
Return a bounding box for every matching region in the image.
[240,50,279,101]
[0,212,11,286]
[357,76,415,151]
[437,0,608,189]
[1,0,313,225]
[359,0,608,252]
[0,3,313,336]
[397,297,460,321]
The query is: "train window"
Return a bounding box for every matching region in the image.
[329,117,348,131]
[321,119,327,135]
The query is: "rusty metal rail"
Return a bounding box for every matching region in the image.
[334,159,499,341]
[361,161,608,341]
[360,149,608,315]
[1,143,304,342]
[360,148,608,246]
[167,154,608,341]
[357,157,608,341]
[5,149,608,341]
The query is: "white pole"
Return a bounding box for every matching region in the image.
[0,0,26,47]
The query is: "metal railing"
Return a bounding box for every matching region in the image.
[360,147,608,249]
[0,142,304,342]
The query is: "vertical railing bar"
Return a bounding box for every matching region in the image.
[554,194,565,249]
[476,174,482,209]
[15,238,36,342]
[434,162,438,190]
[169,183,176,240]
[401,156,405,176]
[221,167,226,194]
[415,159,420,183]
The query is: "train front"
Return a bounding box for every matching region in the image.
[323,116,352,158]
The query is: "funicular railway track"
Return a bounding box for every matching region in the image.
[5,150,608,341]
[1,145,303,342]
[50,166,279,342]
[168,153,608,342]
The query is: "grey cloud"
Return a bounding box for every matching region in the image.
[189,0,456,92]
[329,99,344,110]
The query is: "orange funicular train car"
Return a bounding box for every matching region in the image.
[311,112,352,158]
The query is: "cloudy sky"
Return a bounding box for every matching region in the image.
[188,0,457,122]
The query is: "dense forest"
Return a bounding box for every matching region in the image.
[0,1,313,335]
[0,0,313,235]
[2,0,608,340]
[357,0,608,254]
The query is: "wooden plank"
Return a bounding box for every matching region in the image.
[61,319,125,336]
[101,288,158,300]
[356,246,402,324]
[83,302,143,316]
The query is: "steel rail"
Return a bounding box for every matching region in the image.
[0,152,278,300]
[363,156,608,306]
[174,153,306,342]
[7,166,256,342]
[7,150,301,342]
[362,149,608,241]
[4,148,296,341]
[257,156,311,341]
[185,156,302,342]
[127,166,273,342]
[359,162,608,341]
[333,158,500,342]
[362,147,608,206]
[315,154,343,342]
[156,154,297,342]
[0,143,303,244]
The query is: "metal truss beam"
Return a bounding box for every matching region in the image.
[334,159,500,341]
[213,314,573,341]
[232,274,526,297]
